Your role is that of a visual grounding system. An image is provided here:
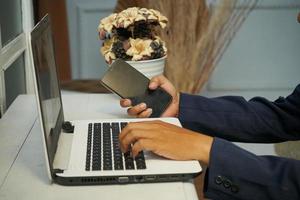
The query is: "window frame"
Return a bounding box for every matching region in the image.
[0,0,34,116]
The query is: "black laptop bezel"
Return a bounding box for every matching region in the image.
[31,14,65,180]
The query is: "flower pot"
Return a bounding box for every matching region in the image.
[126,56,166,79]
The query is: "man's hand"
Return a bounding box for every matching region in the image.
[120,75,179,118]
[119,120,213,165]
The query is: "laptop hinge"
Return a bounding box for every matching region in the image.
[62,121,74,133]
[53,168,64,174]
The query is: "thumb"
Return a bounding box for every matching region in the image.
[149,75,167,90]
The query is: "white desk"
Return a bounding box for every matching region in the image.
[0,94,199,200]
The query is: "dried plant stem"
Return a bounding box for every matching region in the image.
[115,0,257,93]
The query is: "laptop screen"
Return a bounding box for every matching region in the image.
[31,15,64,174]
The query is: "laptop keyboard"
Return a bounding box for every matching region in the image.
[85,122,146,171]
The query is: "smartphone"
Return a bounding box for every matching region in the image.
[100,59,172,118]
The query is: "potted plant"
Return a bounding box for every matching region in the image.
[98,7,168,78]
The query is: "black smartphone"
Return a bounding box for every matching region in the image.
[100,59,172,118]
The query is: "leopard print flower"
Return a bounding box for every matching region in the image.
[100,37,116,63]
[126,38,154,61]
[116,7,146,28]
[138,7,155,18]
[150,9,168,28]
[154,36,167,54]
[98,13,117,33]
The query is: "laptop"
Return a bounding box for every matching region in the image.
[30,15,202,185]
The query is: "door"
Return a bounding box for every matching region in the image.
[34,0,72,82]
[66,0,117,79]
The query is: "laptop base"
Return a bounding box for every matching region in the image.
[55,173,201,185]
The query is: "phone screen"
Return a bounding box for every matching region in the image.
[100,59,172,118]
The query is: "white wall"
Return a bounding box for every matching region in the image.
[66,0,117,79]
[202,0,300,155]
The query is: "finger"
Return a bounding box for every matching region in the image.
[137,108,152,118]
[149,75,166,90]
[120,99,131,107]
[131,139,153,157]
[149,81,158,90]
[133,120,181,133]
[119,121,156,142]
[120,128,149,152]
[127,103,147,116]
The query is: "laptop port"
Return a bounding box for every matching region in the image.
[135,176,144,182]
[158,176,168,181]
[145,175,156,181]
[170,175,179,180]
[118,177,129,183]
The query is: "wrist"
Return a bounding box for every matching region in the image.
[193,134,213,165]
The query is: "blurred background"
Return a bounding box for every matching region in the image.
[0,0,300,198]
[1,0,299,105]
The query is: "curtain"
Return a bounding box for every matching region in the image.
[115,0,258,93]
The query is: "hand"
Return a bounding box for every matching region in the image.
[119,120,213,165]
[120,75,179,118]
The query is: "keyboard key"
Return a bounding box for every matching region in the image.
[102,123,112,170]
[111,123,119,134]
[85,123,93,171]
[124,151,135,170]
[92,123,101,171]
[135,151,146,169]
[87,122,147,172]
[115,165,123,170]
[111,122,124,170]
[125,163,135,170]
[103,164,112,170]
[120,122,127,130]
[136,163,146,169]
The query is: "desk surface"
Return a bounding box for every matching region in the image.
[0,94,199,200]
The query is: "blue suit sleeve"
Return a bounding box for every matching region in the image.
[178,84,300,143]
[204,138,300,199]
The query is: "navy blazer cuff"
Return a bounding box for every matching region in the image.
[204,137,300,200]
